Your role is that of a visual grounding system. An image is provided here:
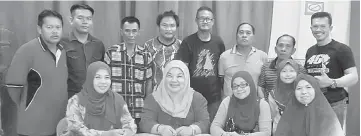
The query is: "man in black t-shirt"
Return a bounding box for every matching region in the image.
[175,6,225,122]
[304,12,358,132]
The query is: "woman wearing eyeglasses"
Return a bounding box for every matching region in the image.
[210,71,272,136]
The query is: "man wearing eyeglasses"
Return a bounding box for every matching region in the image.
[61,4,106,99]
[104,16,153,128]
[175,6,225,122]
[304,12,358,133]
[219,23,267,100]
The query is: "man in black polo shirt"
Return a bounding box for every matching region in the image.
[304,12,359,132]
[61,4,105,99]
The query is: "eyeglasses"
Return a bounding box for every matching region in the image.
[197,17,214,23]
[232,83,249,90]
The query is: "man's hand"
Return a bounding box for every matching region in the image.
[314,63,333,88]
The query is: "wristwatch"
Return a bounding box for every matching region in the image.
[330,79,337,88]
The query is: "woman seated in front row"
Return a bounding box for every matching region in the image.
[139,60,210,136]
[57,61,137,136]
[210,71,272,136]
[275,74,343,136]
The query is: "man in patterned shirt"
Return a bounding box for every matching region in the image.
[104,16,153,126]
[257,34,306,101]
[144,10,182,89]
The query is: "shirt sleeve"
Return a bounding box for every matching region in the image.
[210,97,230,136]
[192,93,210,134]
[218,53,225,76]
[5,45,31,106]
[174,40,191,65]
[100,42,106,62]
[139,95,159,133]
[257,64,267,88]
[249,99,272,136]
[120,105,137,135]
[337,45,356,71]
[65,95,105,136]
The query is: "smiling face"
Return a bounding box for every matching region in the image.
[93,69,111,94]
[280,64,298,84]
[164,67,185,94]
[295,80,316,105]
[310,17,333,42]
[232,77,251,99]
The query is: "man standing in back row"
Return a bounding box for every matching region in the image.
[61,4,106,99]
[304,12,358,133]
[175,6,225,122]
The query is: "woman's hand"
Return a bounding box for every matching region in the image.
[159,125,177,136]
[175,126,193,136]
[101,129,125,136]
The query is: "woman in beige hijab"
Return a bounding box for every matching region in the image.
[139,60,210,136]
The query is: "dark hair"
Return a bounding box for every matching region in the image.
[276,34,296,47]
[311,12,332,26]
[236,22,255,35]
[156,10,180,27]
[196,6,214,18]
[37,9,63,27]
[70,4,94,16]
[121,16,140,29]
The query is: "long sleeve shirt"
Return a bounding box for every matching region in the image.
[210,96,272,136]
[63,95,137,136]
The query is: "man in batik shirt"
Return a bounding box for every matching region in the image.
[104,16,153,124]
[144,10,182,89]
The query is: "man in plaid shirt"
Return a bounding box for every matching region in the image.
[104,16,153,126]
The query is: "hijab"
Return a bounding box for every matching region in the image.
[275,74,343,136]
[152,60,195,118]
[274,59,301,107]
[226,71,260,131]
[77,61,125,130]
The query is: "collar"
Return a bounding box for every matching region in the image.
[119,42,144,52]
[230,45,257,55]
[269,57,294,69]
[69,31,96,42]
[38,36,64,52]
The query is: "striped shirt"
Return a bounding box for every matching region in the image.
[104,43,153,119]
[258,58,306,101]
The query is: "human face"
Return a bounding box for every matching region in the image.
[232,77,251,99]
[159,16,177,40]
[295,80,316,106]
[236,24,254,47]
[196,10,214,31]
[275,36,295,60]
[121,22,139,44]
[280,64,297,84]
[37,16,63,45]
[165,68,185,94]
[70,9,93,34]
[310,17,333,42]
[93,69,111,94]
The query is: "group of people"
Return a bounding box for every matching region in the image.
[3,3,358,136]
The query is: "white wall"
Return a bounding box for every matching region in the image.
[268,0,351,61]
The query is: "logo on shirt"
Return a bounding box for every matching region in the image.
[306,54,330,74]
[194,49,215,77]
